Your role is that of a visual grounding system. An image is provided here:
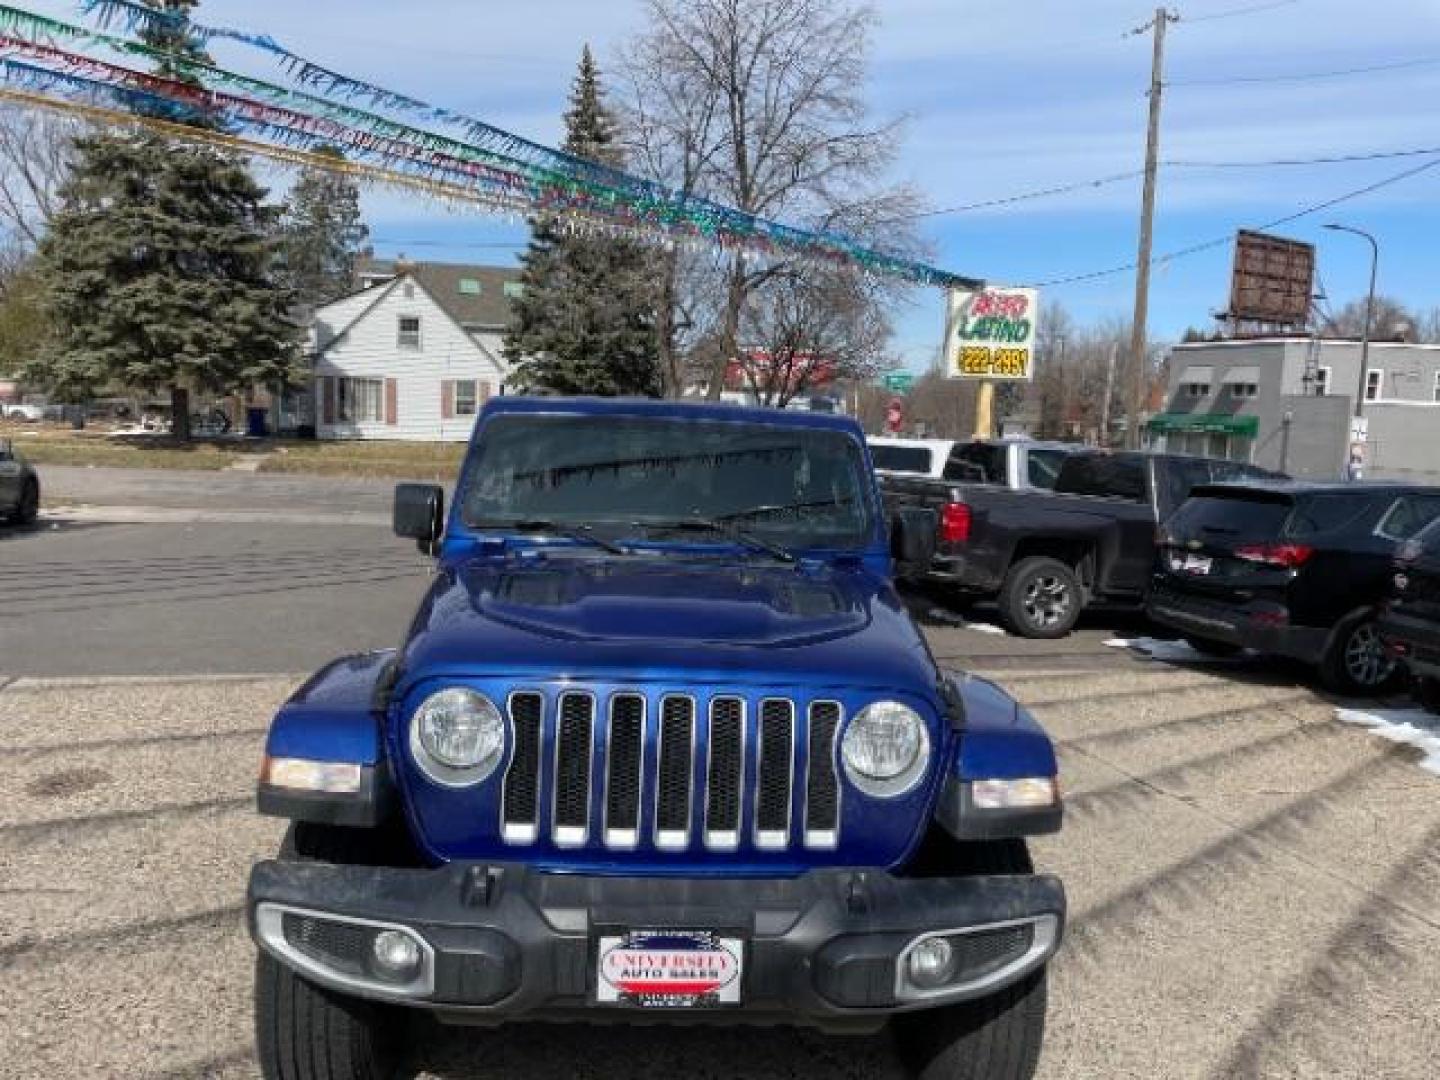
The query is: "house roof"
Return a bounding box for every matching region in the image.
[356,258,522,330]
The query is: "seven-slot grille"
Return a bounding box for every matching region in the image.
[500,690,843,851]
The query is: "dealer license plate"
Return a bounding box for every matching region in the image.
[595,930,743,1008]
[1170,553,1213,575]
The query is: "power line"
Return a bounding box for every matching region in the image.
[1169,55,1440,86]
[1027,155,1440,289]
[1167,146,1440,167]
[902,145,1440,221]
[900,171,1145,220]
[1178,0,1301,24]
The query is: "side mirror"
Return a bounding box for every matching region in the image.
[891,507,937,572]
[394,483,445,556]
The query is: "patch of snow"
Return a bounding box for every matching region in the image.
[965,622,1008,636]
[1335,707,1440,776]
[1104,637,1244,664]
[926,608,1008,635]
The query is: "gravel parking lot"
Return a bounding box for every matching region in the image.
[3,482,1438,1079]
[3,640,1437,1079]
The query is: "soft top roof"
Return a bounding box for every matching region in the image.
[479,395,865,436]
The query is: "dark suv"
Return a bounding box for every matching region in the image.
[1148,482,1440,694]
[1380,517,1440,712]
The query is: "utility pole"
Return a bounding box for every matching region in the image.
[1323,223,1379,480]
[1126,8,1179,449]
[1100,342,1119,446]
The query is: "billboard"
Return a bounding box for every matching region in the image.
[1228,230,1315,326]
[946,286,1039,382]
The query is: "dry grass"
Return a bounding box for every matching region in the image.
[258,440,465,481]
[0,422,465,480]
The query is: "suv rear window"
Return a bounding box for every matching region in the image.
[870,445,933,474]
[1167,493,1293,541]
[1285,493,1375,537]
[1054,455,1146,502]
[944,443,1006,484]
[1375,494,1440,541]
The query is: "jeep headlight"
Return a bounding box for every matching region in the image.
[410,688,504,787]
[841,701,930,797]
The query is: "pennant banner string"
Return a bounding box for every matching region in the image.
[0,4,979,288]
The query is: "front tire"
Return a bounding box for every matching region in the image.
[255,953,404,1080]
[1417,676,1440,715]
[1320,615,1401,696]
[256,823,408,1080]
[9,479,38,525]
[893,969,1048,1080]
[998,557,1081,639]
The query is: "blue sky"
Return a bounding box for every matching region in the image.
[23,0,1440,371]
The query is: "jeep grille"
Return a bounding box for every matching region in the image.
[500,690,842,852]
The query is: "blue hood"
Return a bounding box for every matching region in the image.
[397,555,938,694]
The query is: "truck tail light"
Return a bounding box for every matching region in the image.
[1234,542,1313,568]
[940,503,972,544]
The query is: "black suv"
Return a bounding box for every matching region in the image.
[1380,517,1440,712]
[1148,482,1440,694]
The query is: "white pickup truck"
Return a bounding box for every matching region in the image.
[867,436,1079,491]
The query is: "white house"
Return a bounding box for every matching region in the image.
[300,260,525,441]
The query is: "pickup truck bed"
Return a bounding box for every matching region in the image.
[882,451,1283,638]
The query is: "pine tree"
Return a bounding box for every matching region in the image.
[29,0,301,437]
[503,47,661,397]
[277,147,370,310]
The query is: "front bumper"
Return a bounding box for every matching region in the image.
[1379,606,1440,680]
[247,860,1064,1028]
[1147,586,1328,663]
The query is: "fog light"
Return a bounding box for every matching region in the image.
[906,936,956,989]
[371,930,422,979]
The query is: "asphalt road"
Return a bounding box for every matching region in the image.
[3,467,1438,1078]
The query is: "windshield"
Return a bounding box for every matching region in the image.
[461,415,877,551]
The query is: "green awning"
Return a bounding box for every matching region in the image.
[1146,413,1259,437]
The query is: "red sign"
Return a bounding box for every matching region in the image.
[886,399,904,434]
[725,350,837,392]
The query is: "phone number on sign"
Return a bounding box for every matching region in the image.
[958,346,1031,378]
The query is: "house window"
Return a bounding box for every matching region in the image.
[398,316,421,349]
[458,278,482,296]
[1366,369,1384,402]
[336,378,384,423]
[454,380,478,416]
[1227,383,1258,399]
[1182,382,1210,399]
[503,281,525,300]
[1314,367,1331,396]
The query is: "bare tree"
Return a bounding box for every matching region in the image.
[1323,295,1418,342]
[1418,307,1440,345]
[0,108,74,252]
[627,0,916,399]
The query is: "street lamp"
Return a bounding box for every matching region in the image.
[1323,223,1378,480]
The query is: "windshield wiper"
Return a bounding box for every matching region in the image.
[498,519,631,556]
[634,517,797,564]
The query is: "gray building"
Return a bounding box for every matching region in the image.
[1150,339,1440,483]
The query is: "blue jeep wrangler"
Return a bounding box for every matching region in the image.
[247,398,1065,1079]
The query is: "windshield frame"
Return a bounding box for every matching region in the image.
[452,410,886,558]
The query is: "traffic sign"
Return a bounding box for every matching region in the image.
[882,372,915,393]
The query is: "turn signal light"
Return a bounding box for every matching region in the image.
[940,503,972,544]
[1234,542,1314,568]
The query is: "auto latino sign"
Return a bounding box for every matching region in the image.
[946,286,1039,382]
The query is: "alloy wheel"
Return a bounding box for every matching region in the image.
[1022,575,1072,630]
[1343,622,1395,689]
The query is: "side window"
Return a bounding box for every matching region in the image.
[1375,495,1440,542]
[1027,449,1066,489]
[943,444,1004,483]
[1056,456,1146,502]
[1286,494,1374,537]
